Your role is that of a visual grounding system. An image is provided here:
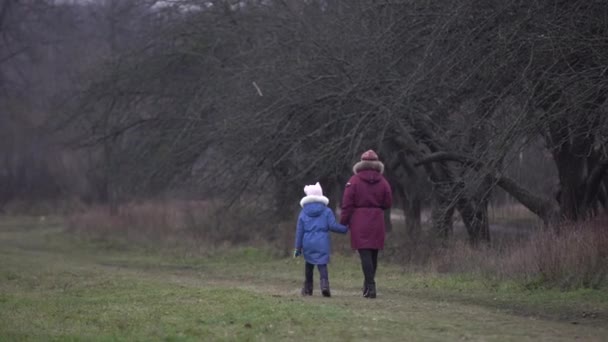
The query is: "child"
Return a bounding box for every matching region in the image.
[293,182,348,297]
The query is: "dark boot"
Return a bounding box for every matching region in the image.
[320,279,331,297]
[363,283,376,299]
[362,281,367,297]
[301,281,313,296]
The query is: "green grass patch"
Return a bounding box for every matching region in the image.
[1,217,607,341]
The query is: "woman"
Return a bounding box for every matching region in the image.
[340,149,392,298]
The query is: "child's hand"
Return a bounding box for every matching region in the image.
[293,248,302,258]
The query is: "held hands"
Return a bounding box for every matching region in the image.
[293,248,302,258]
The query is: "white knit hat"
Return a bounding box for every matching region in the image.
[303,182,323,197]
[300,182,329,207]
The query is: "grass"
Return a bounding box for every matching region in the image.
[65,201,608,291]
[1,217,608,341]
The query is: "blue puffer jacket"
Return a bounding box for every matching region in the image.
[294,196,348,265]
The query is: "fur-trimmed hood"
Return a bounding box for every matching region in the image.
[353,160,384,174]
[300,195,329,208]
[299,196,329,217]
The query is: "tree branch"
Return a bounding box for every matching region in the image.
[416,151,559,223]
[496,176,559,224]
[414,152,477,167]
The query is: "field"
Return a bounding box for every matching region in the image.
[1,217,607,341]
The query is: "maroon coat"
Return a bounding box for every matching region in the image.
[340,169,393,250]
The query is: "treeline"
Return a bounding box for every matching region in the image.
[1,0,607,244]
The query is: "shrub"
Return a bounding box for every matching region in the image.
[66,200,276,251]
[426,216,608,289]
[501,218,608,289]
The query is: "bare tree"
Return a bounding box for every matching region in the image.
[59,0,608,244]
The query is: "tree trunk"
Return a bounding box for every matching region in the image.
[384,207,393,233]
[431,185,454,242]
[274,181,298,222]
[457,197,490,246]
[599,179,608,211]
[102,137,119,216]
[552,144,586,221]
[321,176,344,212]
[405,197,422,242]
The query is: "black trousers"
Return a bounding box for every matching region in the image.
[305,262,328,283]
[358,249,378,285]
